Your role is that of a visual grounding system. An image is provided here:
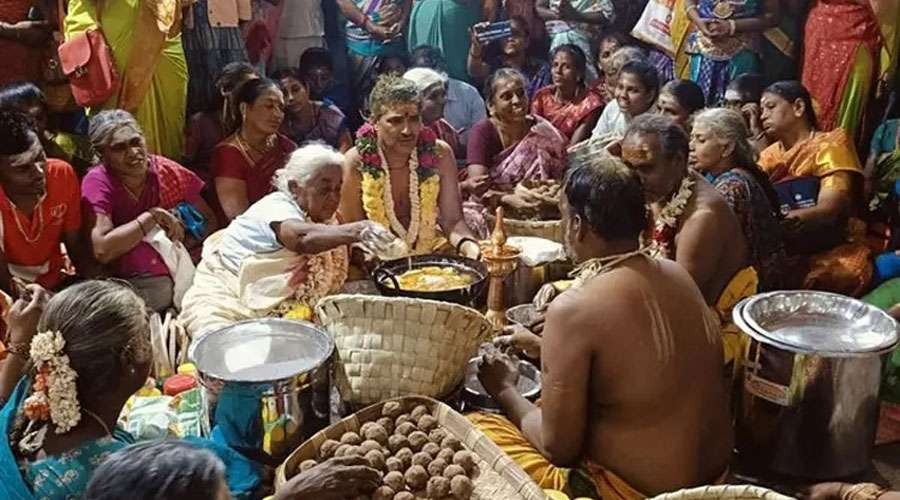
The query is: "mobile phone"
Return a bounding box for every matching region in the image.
[474,20,512,44]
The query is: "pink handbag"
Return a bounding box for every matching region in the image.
[57,0,119,107]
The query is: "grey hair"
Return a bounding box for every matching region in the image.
[88,109,143,150]
[402,67,447,97]
[692,107,759,169]
[273,142,345,194]
[609,46,646,76]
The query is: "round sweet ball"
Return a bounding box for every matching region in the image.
[319,439,341,459]
[421,442,441,459]
[376,416,395,435]
[365,449,387,471]
[443,464,466,480]
[437,447,455,464]
[417,415,439,433]
[394,492,415,500]
[429,428,448,445]
[450,475,475,500]
[360,421,377,437]
[395,422,416,437]
[408,431,429,451]
[410,404,430,421]
[373,486,395,500]
[426,476,451,499]
[426,458,447,477]
[395,413,414,427]
[452,450,477,475]
[382,401,404,419]
[334,444,354,457]
[383,470,406,492]
[394,447,414,469]
[364,424,390,446]
[299,459,317,472]
[360,439,383,455]
[441,435,462,452]
[404,464,429,491]
[340,432,362,446]
[388,434,410,454]
[411,451,432,468]
[385,456,405,473]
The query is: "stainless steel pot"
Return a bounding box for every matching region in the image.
[189,319,334,464]
[502,237,570,306]
[732,291,899,479]
[463,357,541,412]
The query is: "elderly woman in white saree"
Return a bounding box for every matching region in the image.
[180,143,390,337]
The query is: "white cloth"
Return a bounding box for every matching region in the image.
[445,78,487,147]
[217,192,307,274]
[590,99,630,140]
[143,228,196,310]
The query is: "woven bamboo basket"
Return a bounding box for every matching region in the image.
[316,294,494,406]
[276,396,546,499]
[649,485,796,500]
[486,213,562,243]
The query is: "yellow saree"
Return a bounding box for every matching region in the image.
[64,0,187,159]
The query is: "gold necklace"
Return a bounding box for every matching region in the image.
[8,197,44,244]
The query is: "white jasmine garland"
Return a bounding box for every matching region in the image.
[26,330,81,434]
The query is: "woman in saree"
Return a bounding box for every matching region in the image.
[184,62,258,188]
[802,0,899,141]
[211,78,296,222]
[531,44,605,146]
[182,144,393,336]
[468,16,551,100]
[0,280,269,499]
[403,68,462,161]
[83,110,216,312]
[65,0,188,159]
[758,81,872,295]
[683,0,779,105]
[339,75,481,259]
[272,68,353,152]
[407,0,482,83]
[691,108,787,290]
[463,68,568,237]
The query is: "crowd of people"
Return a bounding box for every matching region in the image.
[0,0,898,498]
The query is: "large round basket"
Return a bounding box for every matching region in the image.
[276,396,546,499]
[315,294,494,406]
[486,212,562,243]
[649,485,796,500]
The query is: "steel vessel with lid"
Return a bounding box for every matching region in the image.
[190,319,334,463]
[732,291,898,478]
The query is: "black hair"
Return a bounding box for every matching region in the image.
[564,157,648,241]
[0,82,46,111]
[299,47,334,75]
[377,51,411,75]
[411,45,447,73]
[661,79,706,116]
[624,114,690,162]
[272,67,306,87]
[726,73,765,104]
[228,77,281,135]
[551,44,589,85]
[208,62,257,115]
[0,109,36,156]
[619,60,660,97]
[84,440,225,500]
[484,67,528,105]
[599,31,629,48]
[764,80,818,129]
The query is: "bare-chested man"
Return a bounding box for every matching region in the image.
[622,115,754,364]
[474,157,733,500]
